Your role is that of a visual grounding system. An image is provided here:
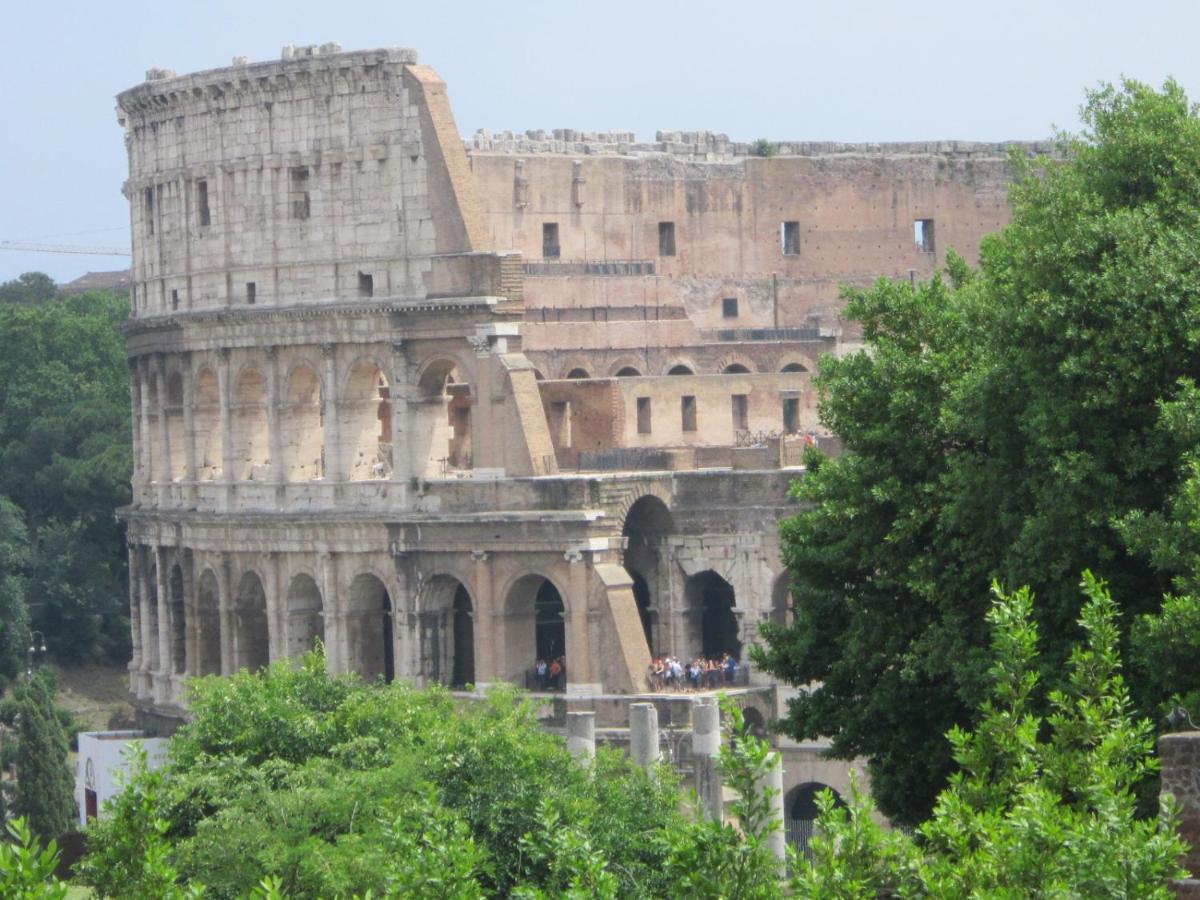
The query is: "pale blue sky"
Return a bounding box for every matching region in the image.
[3,0,1200,283]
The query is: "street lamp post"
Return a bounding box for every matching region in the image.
[25,630,46,679]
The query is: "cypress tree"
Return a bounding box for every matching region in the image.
[13,672,74,838]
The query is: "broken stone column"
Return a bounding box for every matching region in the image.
[1159,731,1200,891]
[566,711,595,764]
[630,702,660,769]
[692,697,724,821]
[756,751,786,865]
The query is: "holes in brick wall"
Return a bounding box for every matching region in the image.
[722,297,739,318]
[246,282,256,305]
[914,219,935,253]
[637,397,652,434]
[358,272,374,298]
[658,221,676,256]
[197,179,210,227]
[732,394,749,431]
[542,222,560,259]
[290,166,311,220]
[781,221,800,255]
[681,395,697,432]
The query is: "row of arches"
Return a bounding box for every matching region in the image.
[141,351,473,483]
[543,361,810,380]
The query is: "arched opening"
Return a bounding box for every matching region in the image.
[416,360,473,477]
[233,571,270,672]
[504,575,566,688]
[615,366,641,378]
[743,707,768,740]
[165,372,186,480]
[781,362,808,373]
[770,573,792,627]
[622,495,674,656]
[667,364,694,376]
[786,782,845,856]
[343,361,391,481]
[168,564,186,675]
[232,368,269,480]
[194,368,221,480]
[565,367,590,379]
[723,363,751,374]
[144,554,160,671]
[285,574,324,659]
[685,570,740,660]
[347,573,393,682]
[195,569,221,676]
[418,576,475,688]
[283,365,324,481]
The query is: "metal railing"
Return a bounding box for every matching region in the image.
[786,819,815,859]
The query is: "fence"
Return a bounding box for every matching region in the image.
[785,819,815,859]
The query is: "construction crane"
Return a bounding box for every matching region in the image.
[0,241,130,257]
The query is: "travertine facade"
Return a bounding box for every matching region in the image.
[115,45,1022,723]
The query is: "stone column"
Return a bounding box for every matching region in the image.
[469,334,497,470]
[756,751,786,865]
[264,552,284,662]
[216,555,235,676]
[564,550,596,694]
[470,550,498,684]
[320,551,343,673]
[154,354,172,486]
[129,361,144,489]
[181,354,197,489]
[137,546,155,690]
[127,543,143,693]
[266,347,285,484]
[138,357,153,484]
[566,711,596,765]
[1159,732,1200,882]
[321,344,341,484]
[692,697,724,821]
[217,349,234,485]
[389,341,414,486]
[154,546,171,703]
[182,550,198,678]
[630,702,660,769]
[390,565,411,681]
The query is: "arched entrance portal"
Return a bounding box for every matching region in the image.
[785,782,844,857]
[233,571,270,672]
[504,575,566,687]
[416,360,473,477]
[418,576,475,687]
[622,495,673,656]
[195,569,221,676]
[347,574,393,682]
[685,570,741,659]
[285,574,324,660]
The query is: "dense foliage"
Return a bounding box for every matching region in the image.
[0,275,131,670]
[10,672,75,840]
[80,655,784,898]
[794,575,1187,897]
[757,79,1200,823]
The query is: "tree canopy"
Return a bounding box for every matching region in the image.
[757,78,1200,824]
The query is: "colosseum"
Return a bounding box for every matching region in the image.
[115,44,1029,805]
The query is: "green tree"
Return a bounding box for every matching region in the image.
[758,78,1200,823]
[792,575,1187,897]
[0,273,57,306]
[0,496,31,694]
[11,673,74,840]
[0,817,68,899]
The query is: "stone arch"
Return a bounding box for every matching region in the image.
[723,363,752,374]
[417,574,475,687]
[193,366,222,480]
[666,361,697,376]
[232,570,270,672]
[621,494,675,656]
[231,366,269,481]
[742,706,768,739]
[608,355,645,378]
[564,366,591,379]
[786,782,845,855]
[415,357,473,476]
[715,352,759,374]
[195,568,221,676]
[342,358,391,481]
[168,563,186,675]
[346,572,394,682]
[615,366,642,377]
[285,573,324,659]
[165,371,186,480]
[770,572,792,627]
[283,363,324,481]
[503,573,568,686]
[778,358,811,374]
[684,570,741,660]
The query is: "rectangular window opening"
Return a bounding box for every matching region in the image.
[197,179,210,227]
[783,397,801,434]
[637,396,652,434]
[144,187,155,235]
[290,166,311,220]
[358,271,374,298]
[681,395,697,432]
[542,223,560,259]
[246,282,256,305]
[722,297,739,319]
[658,221,676,256]
[781,221,800,255]
[732,394,749,431]
[914,219,935,253]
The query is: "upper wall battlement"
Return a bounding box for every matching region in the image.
[467,128,1054,162]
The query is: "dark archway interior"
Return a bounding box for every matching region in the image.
[169,564,186,674]
[381,589,394,683]
[691,571,740,659]
[631,571,653,654]
[789,783,844,821]
[622,495,673,656]
[452,585,474,687]
[535,580,565,661]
